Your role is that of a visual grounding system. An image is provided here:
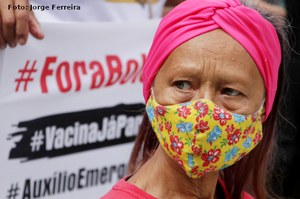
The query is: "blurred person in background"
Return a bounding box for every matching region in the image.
[0,0,175,49]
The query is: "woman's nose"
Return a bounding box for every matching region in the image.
[193,85,215,101]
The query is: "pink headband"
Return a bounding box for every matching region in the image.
[142,0,281,119]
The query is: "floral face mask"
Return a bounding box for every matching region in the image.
[146,94,264,178]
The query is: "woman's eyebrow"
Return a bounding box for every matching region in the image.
[168,64,253,83]
[219,72,253,85]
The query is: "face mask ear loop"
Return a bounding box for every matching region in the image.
[150,87,157,101]
[149,87,161,106]
[259,98,267,122]
[146,87,155,105]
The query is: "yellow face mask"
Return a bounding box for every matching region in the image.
[146,94,264,178]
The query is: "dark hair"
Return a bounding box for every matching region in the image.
[128,2,291,199]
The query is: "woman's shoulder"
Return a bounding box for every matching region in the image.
[102,177,255,199]
[100,178,157,199]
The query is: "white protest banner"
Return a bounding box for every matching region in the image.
[0,20,159,199]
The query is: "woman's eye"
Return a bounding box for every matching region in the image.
[222,88,240,96]
[174,81,191,90]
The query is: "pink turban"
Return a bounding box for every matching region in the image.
[142,0,281,119]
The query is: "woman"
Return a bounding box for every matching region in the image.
[101,0,289,198]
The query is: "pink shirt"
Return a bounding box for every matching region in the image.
[100,178,254,199]
[100,178,156,199]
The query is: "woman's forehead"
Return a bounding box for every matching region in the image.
[158,29,262,81]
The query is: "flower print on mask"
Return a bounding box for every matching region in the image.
[253,132,263,144]
[177,105,191,119]
[225,147,239,162]
[176,121,193,133]
[192,146,202,155]
[188,154,195,168]
[243,137,252,148]
[156,105,167,116]
[233,113,247,123]
[195,119,210,133]
[165,122,172,133]
[170,135,184,155]
[163,140,169,151]
[201,148,221,167]
[213,107,232,126]
[146,94,264,178]
[194,101,209,118]
[227,129,242,145]
[204,165,217,173]
[207,126,222,145]
[146,105,155,122]
[243,125,255,138]
[225,124,235,133]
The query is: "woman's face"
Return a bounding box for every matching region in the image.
[153,29,265,115]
